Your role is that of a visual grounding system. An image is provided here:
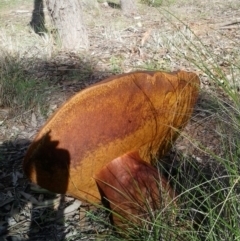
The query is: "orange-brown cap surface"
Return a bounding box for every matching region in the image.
[23,70,200,202]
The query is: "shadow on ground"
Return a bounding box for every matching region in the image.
[0,138,111,241]
[0,139,67,240]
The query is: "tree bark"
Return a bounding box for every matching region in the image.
[45,0,89,51]
[120,0,137,16]
[30,0,47,35]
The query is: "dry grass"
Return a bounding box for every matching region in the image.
[0,0,240,240]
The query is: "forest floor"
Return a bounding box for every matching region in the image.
[0,0,240,240]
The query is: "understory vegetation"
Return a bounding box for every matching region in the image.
[0,0,240,240]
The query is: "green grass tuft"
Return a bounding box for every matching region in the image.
[0,54,50,115]
[98,9,240,241]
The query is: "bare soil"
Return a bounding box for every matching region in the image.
[0,0,240,240]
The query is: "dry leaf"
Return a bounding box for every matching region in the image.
[34,197,61,209]
[12,172,18,187]
[0,197,14,207]
[63,200,82,215]
[31,112,37,127]
[141,29,152,46]
[20,191,39,204]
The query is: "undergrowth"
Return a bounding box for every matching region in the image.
[140,0,176,7]
[0,53,50,115]
[1,1,239,241]
[91,9,240,241]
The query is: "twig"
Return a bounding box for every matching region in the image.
[220,20,240,29]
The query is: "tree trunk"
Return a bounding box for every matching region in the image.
[30,0,47,35]
[45,0,89,51]
[120,0,137,16]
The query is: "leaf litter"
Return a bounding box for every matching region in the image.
[0,0,240,240]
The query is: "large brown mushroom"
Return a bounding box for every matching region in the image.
[95,152,176,228]
[23,70,200,203]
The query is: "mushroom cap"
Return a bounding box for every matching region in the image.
[23,70,200,202]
